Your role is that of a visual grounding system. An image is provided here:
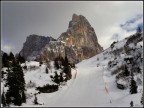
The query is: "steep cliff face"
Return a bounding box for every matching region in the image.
[36,41,66,62]
[20,34,56,61]
[20,14,103,63]
[38,14,103,63]
[58,14,102,50]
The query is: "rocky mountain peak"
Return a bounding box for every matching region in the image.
[20,14,103,63]
[72,13,79,22]
[59,14,103,53]
[39,14,103,63]
[20,34,56,61]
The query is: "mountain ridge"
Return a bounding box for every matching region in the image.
[20,14,103,63]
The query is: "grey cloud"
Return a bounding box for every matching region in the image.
[1,1,143,54]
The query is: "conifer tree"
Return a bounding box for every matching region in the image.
[22,91,26,103]
[59,72,64,82]
[64,56,69,67]
[61,56,65,67]
[2,92,6,106]
[130,72,137,94]
[124,65,130,76]
[2,52,9,67]
[54,58,59,69]
[141,93,143,105]
[6,63,26,106]
[16,54,25,64]
[5,89,10,105]
[46,67,48,74]
[34,95,38,105]
[53,71,59,84]
[130,101,133,107]
[9,52,15,62]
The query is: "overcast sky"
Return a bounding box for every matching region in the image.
[1,1,143,54]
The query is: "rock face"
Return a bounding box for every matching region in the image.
[37,14,103,63]
[20,14,103,63]
[20,34,56,61]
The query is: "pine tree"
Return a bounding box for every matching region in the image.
[124,65,130,76]
[2,70,4,78]
[59,72,64,82]
[5,91,10,105]
[141,93,143,105]
[9,52,15,62]
[22,91,26,103]
[34,95,38,105]
[64,56,69,67]
[2,52,9,67]
[130,72,137,94]
[13,92,22,106]
[2,92,6,106]
[130,101,133,107]
[46,67,48,74]
[16,54,25,64]
[6,63,26,106]
[39,62,42,66]
[53,71,59,84]
[54,58,59,70]
[61,56,65,67]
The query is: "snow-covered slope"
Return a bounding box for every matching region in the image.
[24,32,143,107]
[1,32,143,107]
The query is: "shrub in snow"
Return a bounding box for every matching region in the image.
[116,83,125,90]
[26,81,36,88]
[104,57,107,60]
[39,62,43,66]
[108,59,118,68]
[23,65,27,70]
[110,41,117,49]
[36,84,58,93]
[50,75,53,79]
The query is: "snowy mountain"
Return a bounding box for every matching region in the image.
[1,31,143,107]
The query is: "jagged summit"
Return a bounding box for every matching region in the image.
[20,34,56,61]
[20,14,103,63]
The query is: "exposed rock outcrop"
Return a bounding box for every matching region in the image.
[20,14,103,63]
[20,34,56,61]
[38,14,103,63]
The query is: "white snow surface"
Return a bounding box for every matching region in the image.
[21,50,142,107]
[1,33,143,107]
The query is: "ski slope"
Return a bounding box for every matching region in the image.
[21,57,112,107]
[49,64,110,106]
[2,32,143,107]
